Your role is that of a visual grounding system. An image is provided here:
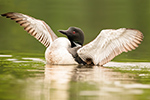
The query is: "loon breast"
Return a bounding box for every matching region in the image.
[45,37,78,64]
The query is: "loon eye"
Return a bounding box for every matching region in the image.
[73,31,76,34]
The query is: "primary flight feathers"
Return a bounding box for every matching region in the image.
[77,28,143,65]
[1,12,57,47]
[1,12,143,65]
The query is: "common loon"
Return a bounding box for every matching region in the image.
[1,12,143,65]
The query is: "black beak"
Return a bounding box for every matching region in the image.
[58,30,68,35]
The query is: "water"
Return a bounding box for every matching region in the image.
[0,0,150,100]
[0,54,150,100]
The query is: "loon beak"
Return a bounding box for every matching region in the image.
[58,30,68,35]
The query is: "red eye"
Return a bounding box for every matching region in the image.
[73,31,76,34]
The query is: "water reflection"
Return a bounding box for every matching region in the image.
[45,64,126,84]
[44,64,76,100]
[71,65,134,82]
[1,60,150,100]
[43,64,138,100]
[45,64,76,83]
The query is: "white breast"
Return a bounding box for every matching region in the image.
[45,37,78,64]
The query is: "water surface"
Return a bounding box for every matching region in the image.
[0,54,150,100]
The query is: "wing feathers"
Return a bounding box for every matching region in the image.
[1,12,57,47]
[78,28,143,65]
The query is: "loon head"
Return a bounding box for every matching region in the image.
[58,27,84,47]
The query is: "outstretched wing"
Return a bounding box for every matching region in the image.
[1,12,57,47]
[77,28,143,65]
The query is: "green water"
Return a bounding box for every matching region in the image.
[0,54,150,100]
[0,0,150,100]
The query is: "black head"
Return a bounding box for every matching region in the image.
[58,27,84,47]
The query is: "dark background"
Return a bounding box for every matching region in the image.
[0,0,149,61]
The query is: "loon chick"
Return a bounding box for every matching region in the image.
[1,12,143,65]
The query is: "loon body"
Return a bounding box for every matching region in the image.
[1,12,143,65]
